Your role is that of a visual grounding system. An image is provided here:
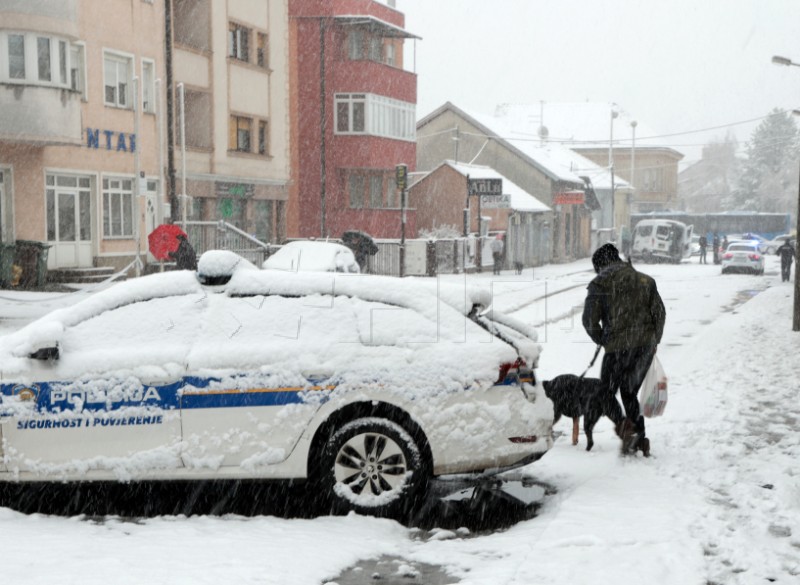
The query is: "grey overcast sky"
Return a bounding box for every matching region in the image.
[397,0,800,165]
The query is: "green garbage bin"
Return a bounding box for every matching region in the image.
[14,240,51,289]
[0,242,16,288]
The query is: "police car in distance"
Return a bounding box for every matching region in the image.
[0,253,552,516]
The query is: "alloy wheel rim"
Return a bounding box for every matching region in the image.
[334,431,409,502]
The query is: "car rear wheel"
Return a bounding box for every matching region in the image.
[320,418,428,517]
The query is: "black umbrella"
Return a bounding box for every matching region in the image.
[341,230,379,256]
[341,230,379,272]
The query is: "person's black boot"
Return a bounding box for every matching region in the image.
[616,419,640,455]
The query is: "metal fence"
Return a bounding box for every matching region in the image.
[181,221,272,266]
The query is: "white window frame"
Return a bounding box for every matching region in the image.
[6,33,26,80]
[70,42,87,100]
[141,58,156,113]
[334,93,416,142]
[102,176,135,238]
[36,35,52,82]
[103,50,133,109]
[1,32,72,88]
[228,23,250,62]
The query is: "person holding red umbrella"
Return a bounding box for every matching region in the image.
[148,225,197,271]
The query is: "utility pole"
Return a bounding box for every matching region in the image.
[771,55,800,331]
[164,0,177,222]
[397,164,408,277]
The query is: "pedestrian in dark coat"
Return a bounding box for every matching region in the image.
[712,233,720,264]
[698,235,707,264]
[170,234,198,270]
[776,239,795,282]
[582,243,666,455]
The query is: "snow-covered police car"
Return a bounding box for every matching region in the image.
[0,253,552,516]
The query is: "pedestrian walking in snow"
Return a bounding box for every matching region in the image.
[490,234,504,275]
[776,239,795,282]
[712,233,721,264]
[582,243,666,456]
[698,235,707,264]
[170,234,198,271]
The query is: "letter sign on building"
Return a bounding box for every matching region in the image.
[468,178,502,197]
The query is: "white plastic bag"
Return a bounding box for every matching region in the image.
[639,355,668,418]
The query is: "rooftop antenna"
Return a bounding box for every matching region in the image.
[538,100,548,146]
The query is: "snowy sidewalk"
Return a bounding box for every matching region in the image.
[400,282,800,584]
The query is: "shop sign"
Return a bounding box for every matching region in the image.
[468,178,502,196]
[215,182,254,199]
[480,193,511,208]
[86,128,136,153]
[553,190,585,205]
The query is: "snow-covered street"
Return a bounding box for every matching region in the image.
[1,256,799,585]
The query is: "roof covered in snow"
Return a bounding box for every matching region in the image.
[418,102,630,190]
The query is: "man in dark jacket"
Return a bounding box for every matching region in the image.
[170,234,198,271]
[776,239,795,282]
[582,243,666,455]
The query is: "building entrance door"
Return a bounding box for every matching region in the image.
[46,174,93,268]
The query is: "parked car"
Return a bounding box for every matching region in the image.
[631,219,694,263]
[263,240,360,273]
[0,257,552,517]
[764,234,796,255]
[726,233,768,253]
[721,242,764,275]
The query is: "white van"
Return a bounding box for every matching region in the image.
[631,219,694,263]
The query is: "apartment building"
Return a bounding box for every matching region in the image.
[0,0,164,272]
[287,0,418,239]
[172,0,290,243]
[0,0,291,281]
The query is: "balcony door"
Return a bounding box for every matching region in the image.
[46,174,93,268]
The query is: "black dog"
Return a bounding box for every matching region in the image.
[542,375,624,451]
[514,261,524,275]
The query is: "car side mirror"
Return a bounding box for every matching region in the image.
[29,344,59,361]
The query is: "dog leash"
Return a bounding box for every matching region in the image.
[579,345,602,379]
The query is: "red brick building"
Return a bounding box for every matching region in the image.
[287,0,419,239]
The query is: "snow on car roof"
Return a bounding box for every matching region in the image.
[225,269,540,366]
[0,271,203,371]
[226,269,491,317]
[0,262,540,391]
[262,240,357,272]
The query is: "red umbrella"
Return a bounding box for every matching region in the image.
[148,224,187,261]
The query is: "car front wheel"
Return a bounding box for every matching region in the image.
[320,417,428,517]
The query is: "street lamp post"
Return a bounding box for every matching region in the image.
[630,120,638,191]
[609,108,619,232]
[771,55,800,331]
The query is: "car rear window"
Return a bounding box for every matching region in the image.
[728,244,755,252]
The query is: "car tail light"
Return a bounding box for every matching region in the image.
[723,253,733,259]
[497,357,534,385]
[749,254,761,261]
